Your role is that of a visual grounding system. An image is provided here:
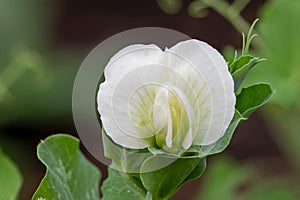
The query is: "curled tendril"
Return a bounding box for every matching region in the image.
[242,18,259,55]
[188,1,210,18]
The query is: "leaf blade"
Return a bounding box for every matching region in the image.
[101,167,146,200]
[0,149,22,200]
[236,83,274,118]
[32,134,101,200]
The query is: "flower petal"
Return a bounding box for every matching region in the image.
[166,39,235,145]
[98,44,167,149]
[170,86,194,149]
[153,87,173,148]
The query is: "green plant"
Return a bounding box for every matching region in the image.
[30,22,273,199]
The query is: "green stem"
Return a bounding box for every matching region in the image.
[202,0,250,34]
[0,82,9,100]
[0,63,27,90]
[0,63,28,102]
[231,0,251,13]
[0,50,42,102]
[201,0,262,48]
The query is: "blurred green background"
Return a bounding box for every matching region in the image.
[0,0,299,199]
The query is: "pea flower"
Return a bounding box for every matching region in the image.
[97,39,235,154]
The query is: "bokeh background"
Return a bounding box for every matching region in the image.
[0,0,299,199]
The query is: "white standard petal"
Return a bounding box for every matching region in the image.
[104,44,164,83]
[98,44,169,149]
[166,39,236,145]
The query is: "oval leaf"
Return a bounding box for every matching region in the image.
[32,134,101,200]
[0,149,22,200]
[236,83,274,118]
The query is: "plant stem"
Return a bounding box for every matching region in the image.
[231,0,251,13]
[201,0,263,48]
[0,64,27,102]
[0,82,9,100]
[202,0,250,34]
[0,50,41,102]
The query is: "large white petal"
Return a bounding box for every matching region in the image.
[104,44,164,83]
[166,39,235,145]
[98,44,169,149]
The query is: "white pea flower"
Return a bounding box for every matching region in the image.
[97,39,235,153]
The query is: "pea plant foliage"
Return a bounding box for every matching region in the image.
[30,21,273,200]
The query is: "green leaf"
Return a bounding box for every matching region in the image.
[206,110,244,155]
[230,55,264,91]
[103,129,152,173]
[0,149,22,200]
[32,134,101,200]
[140,155,204,200]
[236,83,274,118]
[101,167,146,200]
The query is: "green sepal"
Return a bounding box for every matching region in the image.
[102,129,152,173]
